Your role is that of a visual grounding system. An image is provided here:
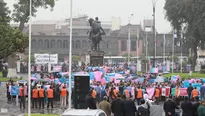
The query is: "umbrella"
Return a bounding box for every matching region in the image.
[116,77,125,80]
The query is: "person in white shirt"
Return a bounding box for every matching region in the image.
[143,92,152,106]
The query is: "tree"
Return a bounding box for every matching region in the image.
[12,0,55,31]
[164,0,205,69]
[0,0,28,60]
[72,55,80,62]
[167,56,179,62]
[0,25,28,60]
[0,0,10,24]
[22,55,34,63]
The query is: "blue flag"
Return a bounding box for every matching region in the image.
[10,86,20,96]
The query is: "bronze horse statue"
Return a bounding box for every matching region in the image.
[88,18,105,51]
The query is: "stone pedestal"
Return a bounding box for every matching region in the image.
[86,50,104,66]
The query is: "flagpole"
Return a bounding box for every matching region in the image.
[28,0,32,115]
[145,31,148,72]
[172,32,175,73]
[163,34,165,65]
[180,33,183,73]
[137,34,139,73]
[68,0,73,109]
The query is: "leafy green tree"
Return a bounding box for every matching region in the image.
[72,55,80,62]
[0,25,28,59]
[164,0,205,68]
[12,0,55,31]
[167,56,179,62]
[0,0,28,69]
[23,55,34,63]
[0,0,10,24]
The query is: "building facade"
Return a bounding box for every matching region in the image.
[17,16,187,62]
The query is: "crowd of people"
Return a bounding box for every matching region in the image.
[4,63,205,116]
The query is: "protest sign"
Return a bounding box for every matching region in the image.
[34,54,58,64]
[179,88,188,96]
[10,86,20,96]
[146,87,155,99]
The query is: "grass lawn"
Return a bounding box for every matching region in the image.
[25,114,59,116]
[0,72,21,82]
[164,73,205,78]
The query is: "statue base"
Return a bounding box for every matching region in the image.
[85,50,104,66]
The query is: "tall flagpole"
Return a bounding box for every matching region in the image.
[28,0,32,115]
[163,34,166,65]
[68,0,73,109]
[172,32,175,73]
[180,33,183,73]
[128,14,133,64]
[145,31,148,72]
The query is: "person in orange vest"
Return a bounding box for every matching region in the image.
[19,84,25,109]
[60,86,67,109]
[32,87,38,108]
[38,86,45,108]
[153,87,161,105]
[192,87,199,99]
[135,86,143,105]
[47,86,54,109]
[91,88,97,99]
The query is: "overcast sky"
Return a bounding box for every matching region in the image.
[6,0,171,33]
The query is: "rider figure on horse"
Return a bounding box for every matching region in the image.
[88,17,106,51]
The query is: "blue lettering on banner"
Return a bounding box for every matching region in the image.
[10,86,20,96]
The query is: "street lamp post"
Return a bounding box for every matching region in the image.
[152,0,157,67]
[128,14,134,65]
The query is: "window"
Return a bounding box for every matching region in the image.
[76,40,81,48]
[51,40,55,48]
[82,40,87,48]
[63,40,68,48]
[31,39,36,48]
[44,40,49,48]
[57,40,62,48]
[38,39,43,48]
[121,40,127,51]
[131,40,136,51]
[107,40,110,48]
[72,40,75,48]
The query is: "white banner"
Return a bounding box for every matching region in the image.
[34,54,58,64]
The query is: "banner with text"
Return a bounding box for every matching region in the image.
[34,54,58,64]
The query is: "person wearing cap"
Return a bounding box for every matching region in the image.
[99,96,111,116]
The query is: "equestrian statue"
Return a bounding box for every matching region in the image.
[88,17,106,51]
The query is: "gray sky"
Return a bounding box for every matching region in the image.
[6,0,171,33]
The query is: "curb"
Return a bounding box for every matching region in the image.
[18,114,24,116]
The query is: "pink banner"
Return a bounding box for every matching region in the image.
[146,87,155,99]
[179,88,188,96]
[24,86,27,95]
[53,66,62,72]
[94,71,102,82]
